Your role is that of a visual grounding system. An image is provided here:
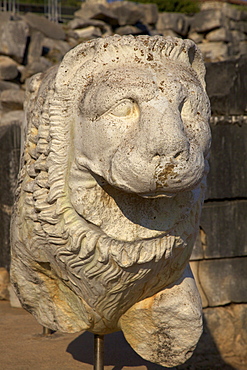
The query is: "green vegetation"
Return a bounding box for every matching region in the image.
[19,0,44,4]
[232,4,247,13]
[130,0,200,13]
[19,0,201,13]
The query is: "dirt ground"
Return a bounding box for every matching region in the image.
[0,300,245,370]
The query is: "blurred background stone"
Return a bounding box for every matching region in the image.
[0,267,9,300]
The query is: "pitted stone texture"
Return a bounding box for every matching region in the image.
[11,35,210,367]
[120,266,203,368]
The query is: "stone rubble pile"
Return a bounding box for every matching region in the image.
[0,1,247,368]
[189,1,247,62]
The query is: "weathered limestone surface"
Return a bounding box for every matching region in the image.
[10,35,211,367]
[120,266,202,367]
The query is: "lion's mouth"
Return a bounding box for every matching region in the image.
[138,190,177,199]
[107,149,206,197]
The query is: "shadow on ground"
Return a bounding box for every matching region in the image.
[67,318,235,370]
[67,330,165,370]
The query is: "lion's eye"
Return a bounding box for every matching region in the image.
[109,99,138,118]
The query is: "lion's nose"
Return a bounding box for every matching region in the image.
[171,143,190,161]
[152,139,190,162]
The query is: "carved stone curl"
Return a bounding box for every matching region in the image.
[11,35,211,367]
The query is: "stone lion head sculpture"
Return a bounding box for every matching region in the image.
[11,35,211,367]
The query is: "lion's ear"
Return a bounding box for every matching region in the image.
[187,41,207,91]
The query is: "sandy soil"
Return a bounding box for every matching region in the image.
[0,301,244,370]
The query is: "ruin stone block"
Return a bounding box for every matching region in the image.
[138,3,158,25]
[157,12,190,37]
[0,56,19,81]
[109,1,143,26]
[27,31,44,65]
[198,258,247,306]
[0,89,25,112]
[115,25,142,36]
[206,120,247,199]
[188,32,204,44]
[204,304,247,365]
[206,27,231,42]
[239,41,247,56]
[0,19,29,63]
[0,81,20,92]
[75,3,118,26]
[191,10,228,33]
[198,42,229,63]
[200,201,247,259]
[205,57,247,115]
[0,123,21,269]
[67,17,112,36]
[229,20,247,33]
[231,30,247,42]
[73,26,102,39]
[23,13,65,40]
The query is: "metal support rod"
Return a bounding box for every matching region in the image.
[94,334,104,370]
[42,326,52,335]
